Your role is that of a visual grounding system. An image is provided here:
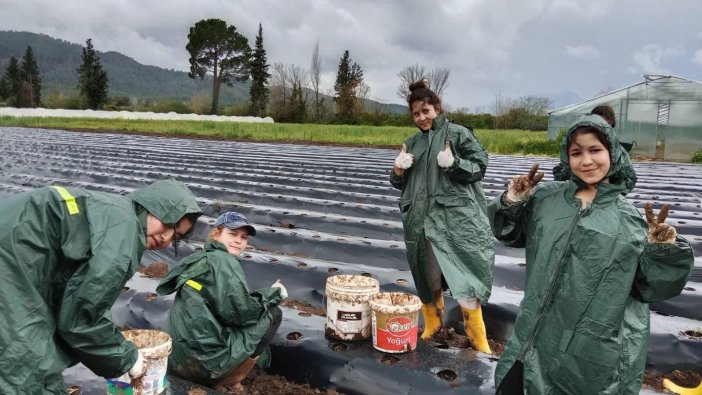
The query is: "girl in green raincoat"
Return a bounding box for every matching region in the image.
[157,211,286,393]
[390,80,495,353]
[0,179,202,394]
[490,115,694,394]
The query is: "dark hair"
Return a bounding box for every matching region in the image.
[568,126,610,152]
[590,105,616,128]
[172,212,202,255]
[407,80,441,113]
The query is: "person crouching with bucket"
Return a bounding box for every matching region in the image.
[157,212,288,393]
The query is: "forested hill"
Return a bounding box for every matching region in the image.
[0,31,249,104]
[0,31,407,112]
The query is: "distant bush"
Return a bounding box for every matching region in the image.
[221,103,251,117]
[43,91,82,110]
[144,99,190,114]
[692,149,702,163]
[189,92,210,115]
[446,112,496,129]
[496,108,548,131]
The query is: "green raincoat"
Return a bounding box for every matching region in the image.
[156,240,283,383]
[390,114,495,303]
[0,179,201,394]
[489,115,694,394]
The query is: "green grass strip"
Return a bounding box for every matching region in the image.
[0,116,559,156]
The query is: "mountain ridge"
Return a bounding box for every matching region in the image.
[0,31,406,113]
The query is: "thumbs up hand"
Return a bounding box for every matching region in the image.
[394,143,414,170]
[437,141,455,168]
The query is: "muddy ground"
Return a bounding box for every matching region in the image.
[230,368,346,395]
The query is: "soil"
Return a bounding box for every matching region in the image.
[227,368,345,395]
[138,261,170,278]
[642,369,702,393]
[281,299,326,317]
[425,327,506,357]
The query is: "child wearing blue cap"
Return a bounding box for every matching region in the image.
[157,212,287,392]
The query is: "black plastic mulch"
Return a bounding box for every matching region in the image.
[1,127,700,394]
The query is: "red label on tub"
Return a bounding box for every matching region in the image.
[387,317,413,337]
[374,315,418,352]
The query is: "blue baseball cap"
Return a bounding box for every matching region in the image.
[213,211,256,236]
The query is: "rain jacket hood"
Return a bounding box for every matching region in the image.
[129,178,202,226]
[559,114,637,193]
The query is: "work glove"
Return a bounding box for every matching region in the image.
[272,279,288,299]
[394,143,414,170]
[128,349,147,379]
[437,141,455,168]
[506,163,545,203]
[645,203,677,244]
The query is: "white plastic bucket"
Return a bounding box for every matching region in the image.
[369,292,422,353]
[106,329,172,395]
[325,274,380,341]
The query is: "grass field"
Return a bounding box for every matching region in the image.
[0,116,561,156]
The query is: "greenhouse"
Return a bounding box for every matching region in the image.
[548,75,702,161]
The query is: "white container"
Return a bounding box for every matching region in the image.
[106,329,172,395]
[325,274,380,341]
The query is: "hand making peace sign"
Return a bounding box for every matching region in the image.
[644,203,677,244]
[506,163,545,203]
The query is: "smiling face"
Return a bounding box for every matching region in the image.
[213,227,250,256]
[568,130,611,187]
[411,100,439,131]
[144,214,194,250]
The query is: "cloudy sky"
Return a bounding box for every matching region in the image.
[2,0,701,111]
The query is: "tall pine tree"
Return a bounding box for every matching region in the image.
[0,76,7,101]
[249,23,270,117]
[0,57,20,105]
[18,46,42,108]
[76,38,109,110]
[186,19,251,114]
[333,50,363,120]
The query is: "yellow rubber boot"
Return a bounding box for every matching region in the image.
[420,291,445,339]
[664,378,702,395]
[461,305,492,354]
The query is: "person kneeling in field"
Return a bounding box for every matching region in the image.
[490,115,694,394]
[157,211,287,393]
[0,179,202,394]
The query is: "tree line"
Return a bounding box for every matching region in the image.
[0,20,550,130]
[1,39,108,110]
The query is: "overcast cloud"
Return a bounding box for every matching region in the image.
[1,0,701,112]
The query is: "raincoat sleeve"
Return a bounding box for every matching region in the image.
[207,252,283,327]
[443,125,488,185]
[390,169,405,190]
[632,235,694,302]
[55,204,140,378]
[488,191,530,248]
